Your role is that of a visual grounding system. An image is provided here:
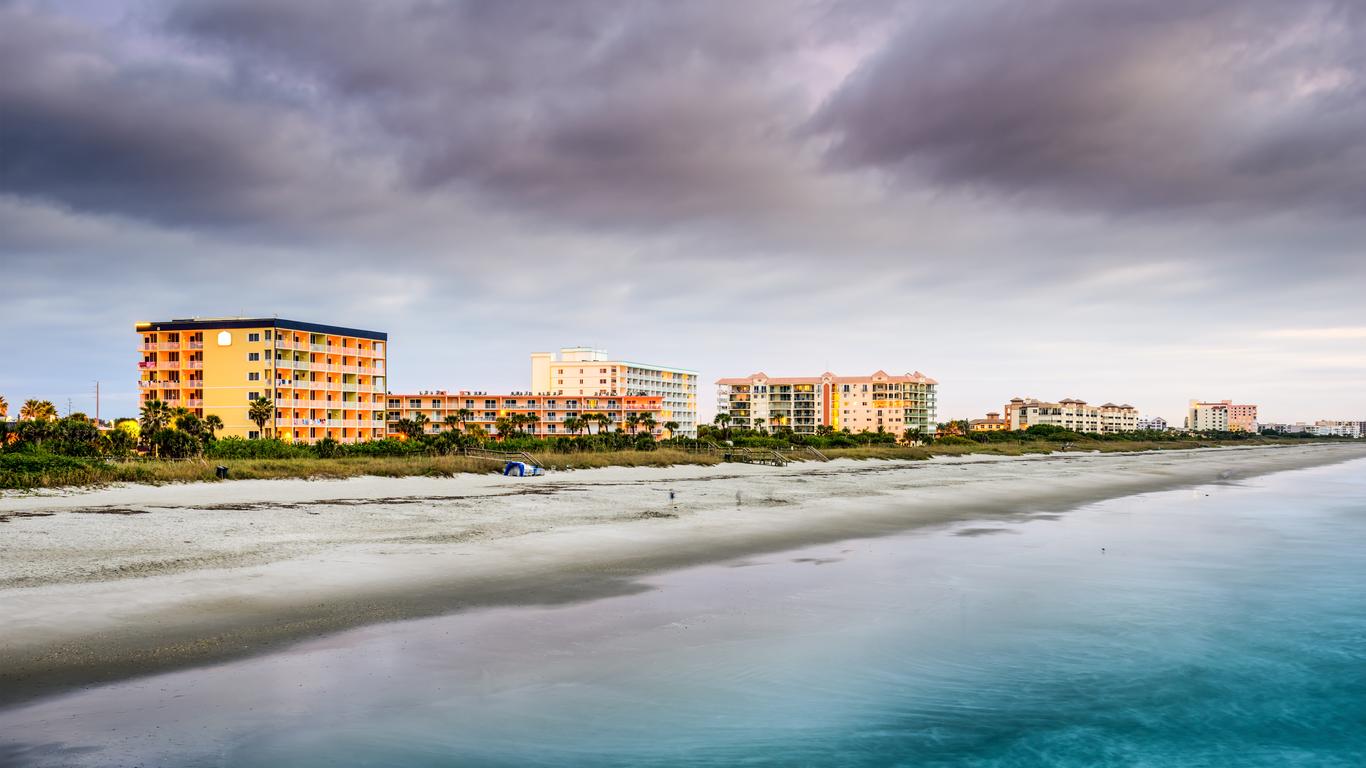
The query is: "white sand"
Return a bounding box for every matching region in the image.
[2,444,1364,705]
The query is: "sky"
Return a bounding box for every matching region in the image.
[2,0,1364,424]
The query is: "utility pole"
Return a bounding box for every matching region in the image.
[95,381,101,425]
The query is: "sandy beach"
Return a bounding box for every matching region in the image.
[3,443,1364,708]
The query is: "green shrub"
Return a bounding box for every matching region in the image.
[205,437,312,459]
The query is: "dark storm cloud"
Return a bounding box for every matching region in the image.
[0,4,394,230]
[164,0,828,227]
[811,0,1366,215]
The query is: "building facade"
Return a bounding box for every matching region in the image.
[1003,398,1139,434]
[530,348,697,437]
[136,318,387,443]
[970,412,1009,432]
[1187,400,1257,432]
[385,391,663,438]
[715,370,938,436]
[1136,416,1168,431]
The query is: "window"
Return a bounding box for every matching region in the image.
[265,330,272,340]
[248,430,261,439]
[248,332,261,342]
[248,352,261,361]
[248,391,259,401]
[248,372,261,381]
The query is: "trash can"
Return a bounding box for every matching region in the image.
[215,465,229,480]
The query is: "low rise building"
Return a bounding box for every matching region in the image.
[1187,400,1258,432]
[970,412,1009,432]
[715,370,938,436]
[385,391,663,438]
[1003,398,1139,434]
[1137,416,1168,431]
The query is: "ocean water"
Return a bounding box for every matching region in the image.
[2,459,1365,767]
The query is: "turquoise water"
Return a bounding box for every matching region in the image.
[3,459,1365,766]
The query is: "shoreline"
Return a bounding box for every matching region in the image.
[2,443,1364,709]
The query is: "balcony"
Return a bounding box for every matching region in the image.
[183,360,203,369]
[186,341,204,350]
[186,399,204,407]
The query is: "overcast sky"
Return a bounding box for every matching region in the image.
[2,0,1364,424]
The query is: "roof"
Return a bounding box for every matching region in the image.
[715,370,938,386]
[136,317,387,341]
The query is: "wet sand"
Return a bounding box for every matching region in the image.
[2,444,1364,708]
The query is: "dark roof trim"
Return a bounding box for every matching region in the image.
[137,318,387,341]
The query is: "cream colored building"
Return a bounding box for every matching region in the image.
[715,370,938,436]
[1003,397,1138,434]
[530,347,698,437]
[1187,400,1257,432]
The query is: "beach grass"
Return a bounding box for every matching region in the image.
[0,438,1335,491]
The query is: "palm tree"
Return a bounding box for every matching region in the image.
[20,399,58,421]
[0,394,8,421]
[453,408,474,431]
[394,418,417,440]
[204,415,224,439]
[493,416,514,439]
[624,413,641,434]
[442,414,462,433]
[640,415,657,436]
[413,412,430,436]
[248,397,274,438]
[580,413,595,435]
[663,420,680,437]
[466,424,489,442]
[594,413,612,434]
[140,399,171,433]
[523,413,540,437]
[714,413,732,439]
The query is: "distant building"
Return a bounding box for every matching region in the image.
[531,347,697,437]
[715,370,938,436]
[385,391,664,438]
[970,412,1009,432]
[1188,400,1258,432]
[1310,420,1365,438]
[1003,398,1138,434]
[136,317,388,444]
[1137,416,1168,431]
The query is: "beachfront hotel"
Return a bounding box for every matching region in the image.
[1187,400,1258,432]
[136,318,387,443]
[385,392,665,438]
[530,347,698,437]
[1003,398,1139,434]
[714,370,939,436]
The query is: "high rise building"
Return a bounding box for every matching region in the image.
[1003,398,1139,434]
[1187,400,1257,432]
[530,348,698,437]
[136,318,387,443]
[714,371,938,436]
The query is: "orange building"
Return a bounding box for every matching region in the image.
[386,391,663,438]
[136,318,387,443]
